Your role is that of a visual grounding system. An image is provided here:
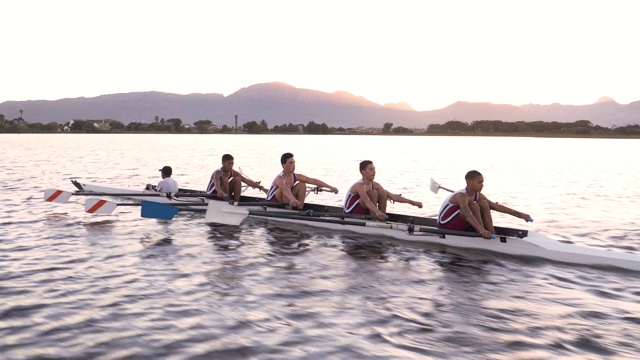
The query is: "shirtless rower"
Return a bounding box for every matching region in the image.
[266,152,338,209]
[437,170,531,239]
[343,160,422,220]
[206,154,267,202]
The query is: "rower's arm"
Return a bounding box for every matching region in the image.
[240,176,266,192]
[355,185,383,216]
[274,176,297,202]
[213,171,225,195]
[456,195,486,233]
[386,192,423,208]
[486,197,531,221]
[297,174,338,193]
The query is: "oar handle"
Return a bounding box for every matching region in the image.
[413,226,496,239]
[267,210,389,221]
[307,186,339,194]
[233,201,291,207]
[372,215,390,221]
[170,192,212,198]
[439,185,455,193]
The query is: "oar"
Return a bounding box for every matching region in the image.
[140,201,209,220]
[429,178,454,194]
[85,198,206,215]
[408,226,496,239]
[44,189,74,203]
[241,209,388,221]
[140,199,290,220]
[237,166,256,182]
[427,180,533,222]
[44,189,210,203]
[231,201,290,207]
[306,186,339,196]
[237,166,260,193]
[204,201,496,238]
[204,200,374,226]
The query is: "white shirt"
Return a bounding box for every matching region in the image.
[156,177,179,193]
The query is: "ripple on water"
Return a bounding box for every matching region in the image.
[2,134,640,359]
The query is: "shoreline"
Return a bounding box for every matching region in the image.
[3,132,640,139]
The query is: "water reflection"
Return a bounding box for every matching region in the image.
[3,134,640,359]
[433,249,497,273]
[83,219,117,230]
[260,221,313,256]
[203,265,249,298]
[207,223,244,251]
[140,237,173,247]
[340,235,389,261]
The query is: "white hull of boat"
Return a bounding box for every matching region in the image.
[73,180,640,272]
[74,181,209,208]
[208,203,640,272]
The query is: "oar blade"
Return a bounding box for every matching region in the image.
[141,201,180,220]
[429,178,440,194]
[44,189,73,203]
[205,201,249,226]
[85,198,119,214]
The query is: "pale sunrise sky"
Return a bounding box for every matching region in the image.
[1,0,638,111]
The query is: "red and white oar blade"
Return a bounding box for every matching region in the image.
[44,189,73,203]
[85,198,119,214]
[429,178,441,194]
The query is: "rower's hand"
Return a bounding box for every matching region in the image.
[512,209,531,222]
[412,201,423,209]
[259,186,268,194]
[329,186,339,194]
[290,199,301,208]
[518,212,532,222]
[374,210,386,221]
[480,229,492,239]
[216,192,228,199]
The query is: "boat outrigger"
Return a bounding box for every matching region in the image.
[44,180,640,272]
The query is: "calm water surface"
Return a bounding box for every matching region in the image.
[1,134,640,359]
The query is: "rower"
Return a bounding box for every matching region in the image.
[266,152,338,209]
[437,170,532,239]
[206,154,267,202]
[146,166,179,194]
[343,160,422,221]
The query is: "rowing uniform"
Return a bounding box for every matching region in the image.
[343,180,375,214]
[206,168,236,195]
[156,177,179,193]
[437,189,479,230]
[266,172,297,202]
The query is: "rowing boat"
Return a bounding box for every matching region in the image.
[69,180,209,207]
[203,200,640,272]
[45,180,640,272]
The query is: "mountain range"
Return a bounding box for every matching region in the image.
[1,82,638,128]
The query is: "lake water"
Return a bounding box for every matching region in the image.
[1,133,640,359]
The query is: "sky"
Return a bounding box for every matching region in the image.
[2,0,639,111]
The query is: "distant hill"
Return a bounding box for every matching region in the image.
[1,82,638,128]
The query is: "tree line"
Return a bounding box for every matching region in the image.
[1,113,639,136]
[0,115,350,134]
[426,119,640,136]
